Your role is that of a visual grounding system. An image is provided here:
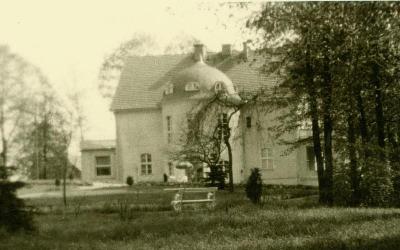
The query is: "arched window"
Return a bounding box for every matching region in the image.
[164,82,174,95]
[185,82,199,91]
[140,153,152,175]
[214,81,224,93]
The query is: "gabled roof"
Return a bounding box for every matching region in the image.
[81,140,116,151]
[111,51,278,111]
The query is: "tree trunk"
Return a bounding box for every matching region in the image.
[305,50,325,203]
[346,68,361,205]
[388,123,400,203]
[0,138,7,179]
[347,115,360,205]
[322,58,334,205]
[42,118,48,179]
[357,92,370,156]
[0,103,7,179]
[372,63,385,159]
[34,105,40,180]
[225,136,234,192]
[63,155,67,207]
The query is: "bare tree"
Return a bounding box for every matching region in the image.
[0,46,44,178]
[170,93,247,191]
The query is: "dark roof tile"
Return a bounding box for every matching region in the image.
[111,52,277,111]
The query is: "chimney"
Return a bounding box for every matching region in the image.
[242,41,249,60]
[221,44,232,57]
[193,44,206,62]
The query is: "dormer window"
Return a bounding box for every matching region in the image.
[214,81,224,93]
[185,82,199,92]
[164,82,174,95]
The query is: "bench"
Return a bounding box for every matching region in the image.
[164,187,218,211]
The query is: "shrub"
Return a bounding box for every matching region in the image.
[163,174,168,183]
[55,179,60,186]
[126,176,134,186]
[360,158,393,207]
[332,163,352,206]
[245,168,263,204]
[392,169,400,207]
[0,181,34,231]
[205,164,226,190]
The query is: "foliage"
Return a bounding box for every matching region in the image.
[0,44,78,183]
[0,181,34,232]
[0,45,57,233]
[0,45,49,174]
[126,176,133,186]
[245,168,263,204]
[360,159,393,207]
[169,91,247,192]
[248,2,400,206]
[205,164,226,190]
[332,163,352,206]
[18,113,72,180]
[262,184,319,199]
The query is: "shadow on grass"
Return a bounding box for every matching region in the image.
[33,204,400,243]
[12,188,400,250]
[296,235,400,250]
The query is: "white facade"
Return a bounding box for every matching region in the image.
[82,44,318,186]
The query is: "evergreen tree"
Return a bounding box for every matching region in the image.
[0,181,34,231]
[245,168,263,204]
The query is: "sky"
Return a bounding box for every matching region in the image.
[0,0,261,157]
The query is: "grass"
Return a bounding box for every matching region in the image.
[2,186,400,249]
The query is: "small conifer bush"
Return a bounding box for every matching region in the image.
[245,168,263,204]
[163,173,168,183]
[126,176,134,186]
[0,181,34,231]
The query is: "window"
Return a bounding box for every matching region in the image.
[166,116,172,143]
[214,81,224,93]
[306,146,317,171]
[95,156,111,176]
[261,147,274,170]
[140,153,152,175]
[246,116,252,128]
[185,82,199,91]
[164,82,173,95]
[217,113,228,139]
[168,162,174,176]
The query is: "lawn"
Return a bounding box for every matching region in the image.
[2,186,400,250]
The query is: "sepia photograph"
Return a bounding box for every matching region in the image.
[1,1,400,249]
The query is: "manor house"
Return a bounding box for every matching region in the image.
[81,43,318,186]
